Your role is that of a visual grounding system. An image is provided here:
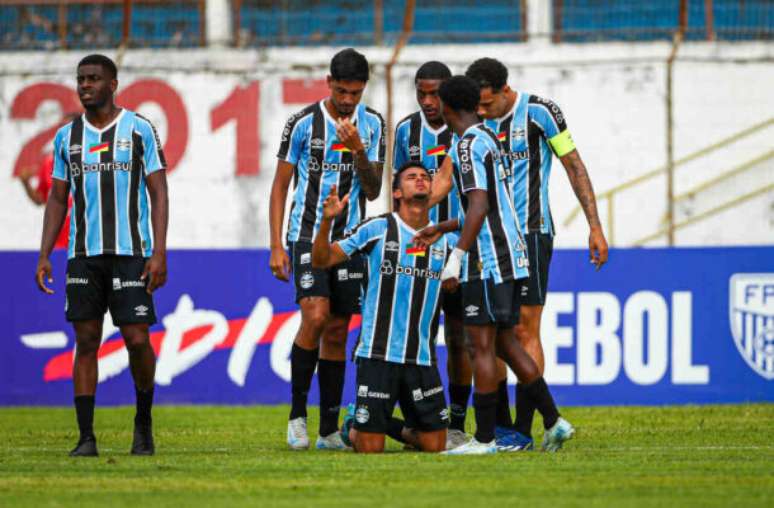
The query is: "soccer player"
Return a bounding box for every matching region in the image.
[310,163,454,453]
[269,48,385,450]
[426,76,573,454]
[393,61,471,450]
[34,54,169,457]
[465,58,608,448]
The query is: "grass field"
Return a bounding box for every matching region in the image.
[1,404,772,507]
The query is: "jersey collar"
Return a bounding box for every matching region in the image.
[320,99,359,125]
[82,108,125,134]
[419,110,448,136]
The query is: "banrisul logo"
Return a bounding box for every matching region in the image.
[729,273,774,380]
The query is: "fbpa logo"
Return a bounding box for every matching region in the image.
[729,273,774,380]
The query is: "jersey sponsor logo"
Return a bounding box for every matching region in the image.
[134,305,149,317]
[465,305,479,317]
[307,157,321,172]
[355,405,370,423]
[299,253,311,265]
[366,390,389,399]
[729,273,774,380]
[380,260,394,276]
[409,145,421,157]
[394,264,441,280]
[300,272,314,290]
[68,144,82,155]
[423,386,443,397]
[68,161,132,177]
[426,145,446,157]
[508,151,529,161]
[461,162,472,174]
[89,142,110,154]
[322,162,354,172]
[405,244,425,257]
[384,240,400,252]
[65,276,88,285]
[116,138,131,151]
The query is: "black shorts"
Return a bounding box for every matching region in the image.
[461,278,522,327]
[441,287,463,318]
[65,255,157,326]
[289,241,365,316]
[520,233,553,306]
[353,357,449,433]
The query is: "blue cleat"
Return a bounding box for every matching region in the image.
[339,403,355,448]
[496,428,534,452]
[542,417,575,452]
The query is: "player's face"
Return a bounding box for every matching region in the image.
[415,79,444,123]
[77,64,116,110]
[395,167,432,203]
[327,78,366,117]
[477,86,509,119]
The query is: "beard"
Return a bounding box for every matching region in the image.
[412,192,429,201]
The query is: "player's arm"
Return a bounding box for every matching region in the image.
[35,178,69,294]
[441,190,487,285]
[144,170,169,294]
[311,185,349,268]
[19,166,46,205]
[269,160,294,281]
[413,218,460,249]
[428,155,453,207]
[336,118,382,201]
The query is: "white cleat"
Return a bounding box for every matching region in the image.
[542,417,575,452]
[445,429,470,451]
[315,431,351,451]
[287,417,310,450]
[441,437,497,455]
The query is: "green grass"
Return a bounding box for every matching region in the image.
[0,404,772,507]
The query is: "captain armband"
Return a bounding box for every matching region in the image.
[548,129,576,157]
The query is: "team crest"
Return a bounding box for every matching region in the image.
[729,273,774,380]
[512,127,525,140]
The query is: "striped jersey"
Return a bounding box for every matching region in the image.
[450,123,528,284]
[393,111,461,224]
[484,93,576,236]
[51,110,166,259]
[338,213,457,366]
[278,100,386,243]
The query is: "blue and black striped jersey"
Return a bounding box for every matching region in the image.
[278,101,386,243]
[449,123,528,284]
[484,93,576,236]
[393,111,461,224]
[52,110,166,259]
[338,213,457,366]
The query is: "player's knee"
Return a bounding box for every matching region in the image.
[123,332,150,353]
[323,318,349,343]
[514,323,533,345]
[420,432,446,453]
[75,335,100,357]
[303,308,330,334]
[354,436,384,454]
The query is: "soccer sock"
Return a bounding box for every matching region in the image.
[74,395,95,440]
[386,417,407,444]
[472,391,498,444]
[289,344,319,420]
[513,383,536,438]
[317,359,345,436]
[522,377,560,430]
[495,379,512,428]
[448,383,471,432]
[134,385,154,427]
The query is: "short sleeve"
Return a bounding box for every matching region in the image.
[277,113,308,165]
[337,217,386,257]
[137,115,167,175]
[51,128,68,182]
[529,96,575,157]
[368,111,386,164]
[456,136,488,194]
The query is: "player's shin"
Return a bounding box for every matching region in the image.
[521,377,559,430]
[472,391,498,443]
[513,383,536,437]
[317,359,345,436]
[290,344,319,420]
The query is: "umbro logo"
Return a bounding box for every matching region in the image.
[69,144,81,155]
[135,305,149,317]
[409,145,421,157]
[311,137,325,149]
[385,241,399,252]
[465,305,479,317]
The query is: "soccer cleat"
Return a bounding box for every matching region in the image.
[441,437,496,455]
[131,423,155,456]
[445,429,469,450]
[542,417,575,452]
[315,431,351,451]
[495,429,534,452]
[69,435,98,457]
[287,416,310,450]
[339,403,355,448]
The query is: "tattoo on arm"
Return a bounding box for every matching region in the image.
[354,150,383,200]
[563,150,602,229]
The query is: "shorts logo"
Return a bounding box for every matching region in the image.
[521,284,529,296]
[338,269,349,281]
[134,305,149,317]
[300,272,315,290]
[69,144,82,155]
[121,280,145,288]
[116,138,131,151]
[384,241,399,252]
[113,278,121,290]
[412,388,423,401]
[66,276,88,285]
[307,157,321,172]
[729,273,774,380]
[431,246,444,260]
[465,305,479,317]
[461,162,472,174]
[311,137,325,149]
[355,406,370,424]
[358,385,368,397]
[380,260,394,276]
[423,386,443,397]
[440,408,450,421]
[408,145,421,158]
[299,253,311,265]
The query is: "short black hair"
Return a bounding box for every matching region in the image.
[465,58,508,90]
[393,161,430,191]
[415,61,452,83]
[78,54,118,79]
[438,75,480,113]
[330,48,369,82]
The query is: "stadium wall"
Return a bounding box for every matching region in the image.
[1,41,772,250]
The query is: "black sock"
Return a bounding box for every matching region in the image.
[289,344,318,420]
[473,391,498,443]
[513,383,535,437]
[74,395,95,440]
[134,386,154,427]
[317,359,345,436]
[495,379,512,428]
[448,383,471,432]
[522,377,559,429]
[386,417,407,444]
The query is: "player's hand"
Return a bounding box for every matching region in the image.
[442,278,459,293]
[269,246,291,282]
[335,118,365,154]
[35,257,54,294]
[441,247,464,282]
[19,165,36,181]
[141,252,167,294]
[322,184,350,220]
[589,226,609,271]
[412,225,441,250]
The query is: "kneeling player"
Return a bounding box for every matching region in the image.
[311,163,455,453]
